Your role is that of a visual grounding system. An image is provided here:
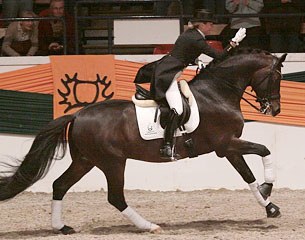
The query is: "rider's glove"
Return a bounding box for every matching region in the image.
[195,58,205,70]
[231,28,246,46]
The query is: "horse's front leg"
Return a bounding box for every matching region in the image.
[102,159,161,233]
[224,138,280,217]
[225,138,275,186]
[225,151,280,218]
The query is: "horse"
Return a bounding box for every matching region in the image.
[0,48,287,234]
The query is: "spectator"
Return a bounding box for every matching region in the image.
[38,0,75,55]
[1,11,38,56]
[154,0,194,23]
[134,10,246,159]
[264,0,305,53]
[2,0,33,27]
[222,0,264,49]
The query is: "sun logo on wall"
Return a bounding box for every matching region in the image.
[58,73,114,113]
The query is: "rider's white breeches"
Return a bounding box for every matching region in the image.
[165,71,183,115]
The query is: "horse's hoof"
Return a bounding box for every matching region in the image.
[57,225,76,235]
[266,202,281,218]
[150,224,162,234]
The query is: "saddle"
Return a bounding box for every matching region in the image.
[133,80,198,158]
[134,81,191,129]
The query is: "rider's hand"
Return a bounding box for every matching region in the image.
[231,28,246,46]
[195,58,205,70]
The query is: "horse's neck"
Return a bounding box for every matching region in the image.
[189,75,242,111]
[193,68,250,97]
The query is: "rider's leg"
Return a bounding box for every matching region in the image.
[160,108,180,159]
[165,80,183,115]
[160,80,183,160]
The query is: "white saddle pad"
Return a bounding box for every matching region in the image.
[134,94,200,140]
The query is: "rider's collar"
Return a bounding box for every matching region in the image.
[196,28,206,39]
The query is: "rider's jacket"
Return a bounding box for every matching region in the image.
[134,28,230,101]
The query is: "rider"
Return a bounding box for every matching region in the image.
[134,9,246,160]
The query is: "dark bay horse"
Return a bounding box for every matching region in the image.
[0,49,287,234]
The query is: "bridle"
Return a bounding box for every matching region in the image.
[241,57,282,114]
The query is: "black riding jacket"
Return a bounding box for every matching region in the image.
[134,28,231,101]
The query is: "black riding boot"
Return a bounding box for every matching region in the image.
[160,109,181,160]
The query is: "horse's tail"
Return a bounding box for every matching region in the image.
[0,114,76,201]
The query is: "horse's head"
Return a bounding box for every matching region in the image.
[250,53,287,116]
[196,49,287,117]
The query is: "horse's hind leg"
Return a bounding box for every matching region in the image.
[102,158,161,233]
[226,154,280,218]
[52,156,94,234]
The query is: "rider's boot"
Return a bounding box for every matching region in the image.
[160,109,181,161]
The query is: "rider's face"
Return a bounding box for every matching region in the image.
[198,22,214,35]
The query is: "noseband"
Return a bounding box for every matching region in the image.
[242,57,282,114]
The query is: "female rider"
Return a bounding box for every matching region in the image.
[134,9,246,160]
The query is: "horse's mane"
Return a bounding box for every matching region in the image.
[205,47,272,69]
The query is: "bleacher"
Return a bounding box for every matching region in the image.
[78,2,156,54]
[0,1,304,55]
[75,1,187,55]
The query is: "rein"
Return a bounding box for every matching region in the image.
[241,91,262,112]
[243,57,282,113]
[209,56,282,114]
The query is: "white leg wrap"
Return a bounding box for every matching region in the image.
[165,77,183,115]
[122,206,159,232]
[249,181,270,207]
[262,155,275,183]
[51,200,65,230]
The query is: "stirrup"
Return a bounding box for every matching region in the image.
[160,144,181,161]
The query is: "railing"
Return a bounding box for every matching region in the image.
[1,3,304,55]
[216,13,305,19]
[74,0,185,54]
[73,0,305,54]
[0,16,67,55]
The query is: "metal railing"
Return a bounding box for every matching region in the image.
[1,3,304,55]
[74,0,185,54]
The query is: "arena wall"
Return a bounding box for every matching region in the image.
[0,54,304,192]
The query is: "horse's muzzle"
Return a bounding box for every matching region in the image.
[260,100,280,116]
[272,106,281,116]
[271,100,281,116]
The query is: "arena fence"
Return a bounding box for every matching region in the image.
[0,56,304,134]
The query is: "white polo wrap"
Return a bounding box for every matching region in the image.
[122,206,159,231]
[51,200,65,230]
[262,155,275,183]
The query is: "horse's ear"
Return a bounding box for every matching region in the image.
[278,53,287,65]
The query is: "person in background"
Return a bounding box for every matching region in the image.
[38,0,75,55]
[2,0,33,27]
[224,0,264,49]
[264,0,305,53]
[134,10,246,160]
[1,11,38,56]
[154,0,194,24]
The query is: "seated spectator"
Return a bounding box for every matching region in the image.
[38,0,75,55]
[1,11,38,56]
[2,0,33,27]
[223,0,264,49]
[264,0,305,53]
